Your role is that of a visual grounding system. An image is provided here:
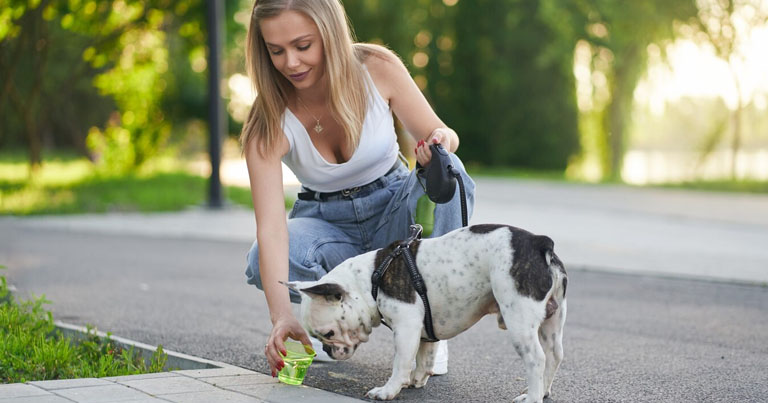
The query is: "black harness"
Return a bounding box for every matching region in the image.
[371,224,439,342]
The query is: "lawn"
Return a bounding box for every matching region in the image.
[0,152,258,215]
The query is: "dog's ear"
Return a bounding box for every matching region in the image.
[281,281,304,292]
[298,282,347,303]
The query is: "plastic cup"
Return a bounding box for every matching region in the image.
[277,341,316,385]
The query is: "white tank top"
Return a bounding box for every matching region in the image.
[280,66,399,192]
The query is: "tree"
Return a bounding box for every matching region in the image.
[546,0,699,180]
[0,0,243,174]
[692,0,768,178]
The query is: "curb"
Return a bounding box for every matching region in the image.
[54,321,238,371]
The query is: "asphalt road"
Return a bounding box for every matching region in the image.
[1,229,766,402]
[2,179,768,402]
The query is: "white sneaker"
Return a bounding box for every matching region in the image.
[310,337,335,362]
[432,340,448,375]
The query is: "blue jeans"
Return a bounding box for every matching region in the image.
[245,153,475,302]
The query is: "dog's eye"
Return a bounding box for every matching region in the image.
[323,330,335,339]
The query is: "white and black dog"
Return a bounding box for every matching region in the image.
[285,224,567,402]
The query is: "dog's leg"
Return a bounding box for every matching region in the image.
[539,299,566,398]
[493,278,547,403]
[409,340,437,388]
[366,315,423,400]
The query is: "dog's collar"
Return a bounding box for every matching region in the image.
[371,224,439,342]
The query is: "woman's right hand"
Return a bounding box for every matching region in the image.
[265,314,313,377]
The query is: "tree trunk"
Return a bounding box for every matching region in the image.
[729,64,742,180]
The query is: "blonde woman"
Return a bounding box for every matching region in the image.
[242,0,475,378]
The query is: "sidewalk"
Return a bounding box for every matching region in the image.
[0,367,365,403]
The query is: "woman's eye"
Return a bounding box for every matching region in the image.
[270,49,283,55]
[297,44,310,51]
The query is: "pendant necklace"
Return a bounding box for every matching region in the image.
[296,95,324,134]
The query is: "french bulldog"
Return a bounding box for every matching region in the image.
[285,224,567,402]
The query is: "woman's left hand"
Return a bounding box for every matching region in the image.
[414,128,457,167]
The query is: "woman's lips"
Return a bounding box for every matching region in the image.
[289,70,309,81]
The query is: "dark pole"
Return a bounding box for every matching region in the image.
[206,0,224,209]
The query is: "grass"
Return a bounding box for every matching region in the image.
[0,270,169,383]
[0,152,267,215]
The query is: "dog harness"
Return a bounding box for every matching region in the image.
[371,224,439,342]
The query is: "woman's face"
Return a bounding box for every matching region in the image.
[260,10,325,91]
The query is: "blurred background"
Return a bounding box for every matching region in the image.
[1,0,767,215]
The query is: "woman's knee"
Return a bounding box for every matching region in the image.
[245,240,263,290]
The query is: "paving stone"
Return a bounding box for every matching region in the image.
[52,384,152,402]
[200,374,273,387]
[173,367,256,379]
[0,384,50,399]
[119,376,218,395]
[0,395,73,403]
[30,378,112,390]
[160,389,265,403]
[228,383,366,403]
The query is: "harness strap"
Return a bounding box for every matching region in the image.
[370,224,439,342]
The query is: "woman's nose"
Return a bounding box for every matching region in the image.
[286,50,301,69]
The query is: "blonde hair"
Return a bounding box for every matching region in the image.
[241,0,381,156]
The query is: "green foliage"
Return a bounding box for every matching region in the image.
[345,0,581,170]
[0,272,168,383]
[0,0,245,173]
[543,0,699,179]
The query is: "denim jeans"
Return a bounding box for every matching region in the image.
[245,153,475,302]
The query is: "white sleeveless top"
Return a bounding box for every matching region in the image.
[281,66,399,192]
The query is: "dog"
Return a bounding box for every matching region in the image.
[284,224,567,402]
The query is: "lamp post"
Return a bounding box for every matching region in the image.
[206,0,225,209]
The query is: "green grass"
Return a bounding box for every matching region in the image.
[0,152,273,215]
[0,270,169,383]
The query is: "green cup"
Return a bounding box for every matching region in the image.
[278,341,316,385]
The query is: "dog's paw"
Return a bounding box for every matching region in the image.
[408,371,431,388]
[513,393,543,403]
[366,386,398,400]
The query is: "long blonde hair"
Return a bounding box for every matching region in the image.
[241,0,379,156]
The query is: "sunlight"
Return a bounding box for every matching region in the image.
[635,25,768,114]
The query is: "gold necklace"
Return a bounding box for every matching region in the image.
[296,95,324,134]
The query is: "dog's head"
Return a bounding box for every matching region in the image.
[283,279,374,360]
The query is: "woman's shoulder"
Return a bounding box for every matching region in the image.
[356,44,408,101]
[356,43,404,71]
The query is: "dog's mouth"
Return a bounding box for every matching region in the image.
[322,343,358,360]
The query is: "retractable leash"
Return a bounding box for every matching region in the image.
[371,144,470,342]
[422,143,469,228]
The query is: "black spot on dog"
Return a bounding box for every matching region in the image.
[507,226,555,301]
[323,330,335,339]
[469,224,508,234]
[373,240,420,303]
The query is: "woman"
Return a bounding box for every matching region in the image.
[242,0,475,377]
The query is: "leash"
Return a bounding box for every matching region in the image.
[371,224,439,342]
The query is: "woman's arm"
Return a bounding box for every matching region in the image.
[244,136,310,376]
[364,47,460,158]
